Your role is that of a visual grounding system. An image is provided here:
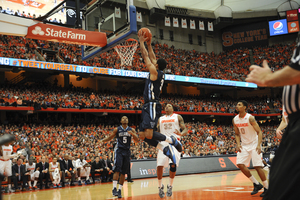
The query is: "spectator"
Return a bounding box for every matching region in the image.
[91,156,104,184]
[12,158,27,191]
[101,154,113,182]
[37,156,50,189]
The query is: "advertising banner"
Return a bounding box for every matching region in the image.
[131,155,253,179]
[286,9,298,21]
[288,21,299,33]
[26,23,107,47]
[269,19,288,36]
[0,57,257,88]
[222,21,268,50]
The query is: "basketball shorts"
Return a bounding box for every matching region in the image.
[51,169,60,179]
[113,148,130,174]
[236,141,263,167]
[139,102,162,132]
[0,160,12,176]
[157,141,181,167]
[80,167,90,177]
[30,171,40,180]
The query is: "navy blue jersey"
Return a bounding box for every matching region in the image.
[116,126,132,150]
[143,70,165,102]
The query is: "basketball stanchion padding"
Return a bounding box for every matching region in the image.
[114,38,138,66]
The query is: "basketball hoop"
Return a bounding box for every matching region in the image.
[114,38,138,66]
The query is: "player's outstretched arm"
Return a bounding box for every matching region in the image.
[138,32,158,81]
[249,116,263,154]
[147,38,157,65]
[100,128,118,143]
[233,119,242,153]
[128,128,139,142]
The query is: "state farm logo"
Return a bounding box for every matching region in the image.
[31,25,86,40]
[32,26,44,35]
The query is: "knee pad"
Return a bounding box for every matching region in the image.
[169,163,176,172]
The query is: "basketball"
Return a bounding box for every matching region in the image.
[138,28,152,42]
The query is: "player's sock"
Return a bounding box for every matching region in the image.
[262,180,268,189]
[144,138,159,147]
[113,180,117,188]
[118,184,123,190]
[78,177,81,181]
[8,184,11,189]
[169,178,174,187]
[249,176,259,185]
[28,181,32,187]
[152,131,167,142]
[33,180,37,187]
[158,179,162,188]
[156,143,165,151]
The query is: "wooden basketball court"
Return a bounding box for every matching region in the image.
[3,169,266,200]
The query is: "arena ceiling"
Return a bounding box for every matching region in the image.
[165,0,300,12]
[142,0,300,19]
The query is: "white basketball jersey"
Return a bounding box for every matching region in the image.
[159,113,181,140]
[51,162,59,170]
[1,145,12,160]
[282,106,288,125]
[26,163,36,174]
[234,113,258,145]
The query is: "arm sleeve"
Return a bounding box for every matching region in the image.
[289,43,300,71]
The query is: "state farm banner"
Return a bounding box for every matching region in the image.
[221,21,268,50]
[26,23,107,47]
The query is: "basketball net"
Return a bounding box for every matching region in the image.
[114,38,138,66]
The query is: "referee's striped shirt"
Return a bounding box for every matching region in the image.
[283,42,300,115]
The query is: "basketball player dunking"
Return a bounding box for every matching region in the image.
[138,30,182,164]
[233,100,268,197]
[156,104,187,198]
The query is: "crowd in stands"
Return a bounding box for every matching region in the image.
[0,34,295,81]
[0,6,63,23]
[252,43,296,72]
[0,82,282,114]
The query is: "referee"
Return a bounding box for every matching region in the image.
[246,42,300,199]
